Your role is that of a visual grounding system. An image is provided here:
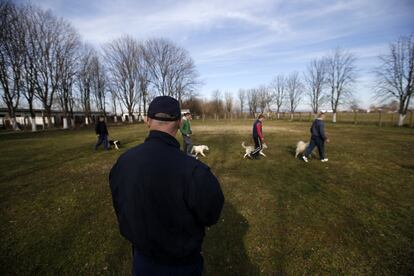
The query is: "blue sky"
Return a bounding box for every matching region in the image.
[26,0,414,110]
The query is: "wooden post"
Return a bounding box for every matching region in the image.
[391,113,394,125]
[299,112,302,121]
[409,111,413,127]
[379,111,382,127]
[354,111,357,125]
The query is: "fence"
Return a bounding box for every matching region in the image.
[199,111,414,127]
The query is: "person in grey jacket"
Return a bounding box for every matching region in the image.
[302,112,330,162]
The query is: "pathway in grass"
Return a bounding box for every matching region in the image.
[1,121,413,274]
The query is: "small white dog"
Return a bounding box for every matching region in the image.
[191,145,209,157]
[295,141,309,158]
[295,140,319,158]
[241,142,268,159]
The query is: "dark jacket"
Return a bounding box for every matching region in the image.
[310,119,326,141]
[95,121,108,136]
[252,119,263,139]
[109,130,224,265]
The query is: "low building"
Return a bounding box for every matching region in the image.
[0,108,103,129]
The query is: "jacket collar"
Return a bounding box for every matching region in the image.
[146,130,180,149]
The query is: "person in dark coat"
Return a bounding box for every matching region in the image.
[302,112,330,162]
[251,114,265,159]
[109,96,224,276]
[95,116,109,150]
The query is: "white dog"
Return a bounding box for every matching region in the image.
[191,145,209,157]
[241,142,268,159]
[295,140,319,158]
[295,141,308,158]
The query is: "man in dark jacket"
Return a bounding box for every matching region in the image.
[251,114,265,159]
[303,112,330,162]
[95,116,109,150]
[109,96,224,275]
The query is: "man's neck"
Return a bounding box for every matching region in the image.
[150,127,177,137]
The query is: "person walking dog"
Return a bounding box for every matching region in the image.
[180,112,193,156]
[250,114,265,159]
[109,96,224,275]
[95,116,109,150]
[302,112,330,162]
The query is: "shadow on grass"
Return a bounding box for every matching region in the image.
[203,202,260,275]
[286,145,296,157]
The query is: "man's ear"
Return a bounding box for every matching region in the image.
[146,118,152,128]
[178,119,183,128]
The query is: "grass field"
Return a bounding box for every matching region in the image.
[1,120,413,275]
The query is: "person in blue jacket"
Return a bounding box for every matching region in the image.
[302,112,330,162]
[109,96,224,276]
[95,116,109,150]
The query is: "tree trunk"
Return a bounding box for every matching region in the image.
[46,109,52,128]
[85,117,89,125]
[41,115,45,130]
[114,115,118,123]
[71,118,75,128]
[332,112,337,123]
[290,113,293,121]
[30,116,37,132]
[10,117,18,130]
[398,113,406,126]
[63,118,69,129]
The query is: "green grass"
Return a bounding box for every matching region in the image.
[1,120,413,275]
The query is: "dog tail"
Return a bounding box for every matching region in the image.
[241,141,247,149]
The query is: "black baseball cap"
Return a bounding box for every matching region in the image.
[147,96,181,121]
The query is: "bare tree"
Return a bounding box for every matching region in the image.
[104,36,140,122]
[326,47,357,123]
[224,91,233,119]
[56,21,80,129]
[90,54,107,117]
[375,34,414,126]
[77,44,94,125]
[144,38,200,102]
[349,98,361,111]
[257,85,272,114]
[247,88,259,117]
[137,44,150,116]
[286,71,304,120]
[269,74,286,119]
[26,9,74,128]
[21,4,40,131]
[0,1,24,129]
[211,89,223,119]
[108,83,118,122]
[305,58,327,116]
[237,89,246,116]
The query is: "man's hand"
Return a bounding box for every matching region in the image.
[326,138,330,143]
